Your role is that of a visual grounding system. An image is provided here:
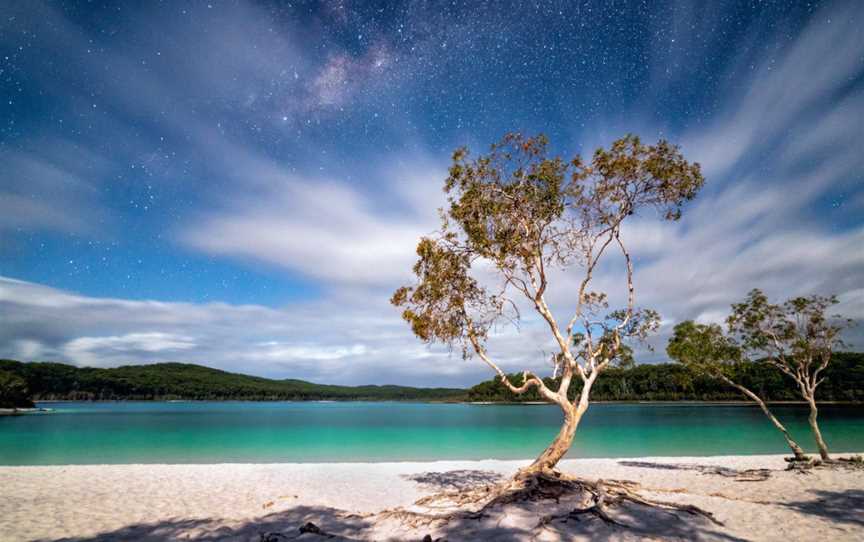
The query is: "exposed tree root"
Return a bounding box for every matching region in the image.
[786,454,864,473]
[259,521,337,540]
[380,468,721,531]
[728,469,772,482]
[784,456,819,473]
[836,455,864,469]
[618,460,773,481]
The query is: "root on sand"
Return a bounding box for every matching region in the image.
[380,468,721,530]
[786,454,864,473]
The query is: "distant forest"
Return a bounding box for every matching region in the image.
[468,352,864,403]
[0,360,464,402]
[1,353,862,403]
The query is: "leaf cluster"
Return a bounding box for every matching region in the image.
[393,133,704,365]
[669,289,853,391]
[728,289,852,364]
[667,321,743,378]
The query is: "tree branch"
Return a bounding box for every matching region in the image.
[566,229,615,340]
[614,231,635,330]
[467,329,560,404]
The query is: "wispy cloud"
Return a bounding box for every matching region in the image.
[0,141,111,236]
[0,275,547,385]
[63,332,197,368]
[179,162,446,286]
[681,1,864,181]
[557,1,864,356]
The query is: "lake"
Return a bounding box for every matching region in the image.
[1,401,862,465]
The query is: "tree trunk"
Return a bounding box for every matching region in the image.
[522,373,597,477]
[720,376,808,461]
[805,394,830,461]
[522,402,582,475]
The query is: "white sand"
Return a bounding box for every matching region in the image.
[2,455,862,541]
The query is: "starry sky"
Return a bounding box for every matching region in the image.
[1,0,862,386]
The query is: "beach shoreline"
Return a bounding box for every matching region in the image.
[2,454,862,541]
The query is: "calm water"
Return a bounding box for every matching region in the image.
[1,401,862,465]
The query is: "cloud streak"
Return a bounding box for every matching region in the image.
[0,275,551,386]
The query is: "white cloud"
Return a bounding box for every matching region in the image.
[179,164,446,286]
[681,2,864,179]
[63,333,197,367]
[253,341,368,361]
[0,144,111,236]
[0,276,537,386]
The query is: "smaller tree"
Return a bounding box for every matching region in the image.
[0,370,34,409]
[667,321,808,460]
[728,289,853,461]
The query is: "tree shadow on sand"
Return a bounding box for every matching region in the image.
[42,499,748,542]
[775,489,864,528]
[618,460,772,481]
[402,469,506,492]
[41,468,762,542]
[420,495,749,542]
[395,469,746,541]
[42,505,372,542]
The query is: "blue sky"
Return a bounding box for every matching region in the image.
[1,0,862,386]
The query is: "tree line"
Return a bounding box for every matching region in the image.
[467,352,863,403]
[0,360,465,402]
[4,352,861,406]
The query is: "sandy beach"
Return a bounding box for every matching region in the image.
[2,454,862,541]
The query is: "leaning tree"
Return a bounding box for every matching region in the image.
[392,133,704,476]
[727,289,853,461]
[667,320,809,461]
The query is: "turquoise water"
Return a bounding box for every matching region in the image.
[1,401,862,465]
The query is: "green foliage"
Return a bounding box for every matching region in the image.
[3,355,861,404]
[0,360,465,402]
[667,320,742,377]
[467,353,864,403]
[391,237,494,355]
[610,344,636,370]
[0,369,34,408]
[393,132,704,369]
[727,289,853,375]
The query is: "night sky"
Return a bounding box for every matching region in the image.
[1,0,862,386]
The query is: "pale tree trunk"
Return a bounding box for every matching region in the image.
[524,403,580,474]
[804,391,830,461]
[522,377,594,475]
[719,375,808,461]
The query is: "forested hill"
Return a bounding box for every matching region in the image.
[3,353,863,403]
[0,360,466,401]
[467,352,864,403]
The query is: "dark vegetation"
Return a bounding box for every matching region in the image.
[2,352,861,403]
[0,369,35,408]
[0,360,464,401]
[466,352,864,403]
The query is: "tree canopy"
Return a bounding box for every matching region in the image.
[0,369,34,408]
[393,132,706,473]
[467,353,864,403]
